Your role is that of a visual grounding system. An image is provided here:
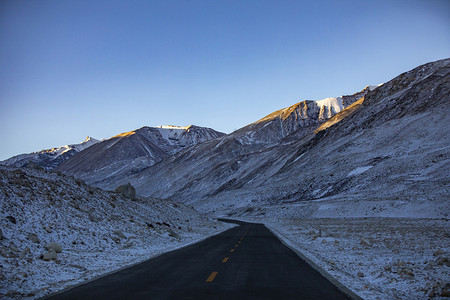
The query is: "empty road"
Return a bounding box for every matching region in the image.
[46,219,351,299]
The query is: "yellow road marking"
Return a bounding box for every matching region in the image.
[234,244,238,247]
[206,271,218,282]
[238,241,241,244]
[222,257,229,263]
[230,249,235,253]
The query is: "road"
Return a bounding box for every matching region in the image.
[46,219,351,299]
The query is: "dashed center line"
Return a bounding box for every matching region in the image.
[222,257,229,263]
[230,249,235,253]
[234,244,238,247]
[206,271,218,282]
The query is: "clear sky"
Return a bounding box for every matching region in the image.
[0,0,449,160]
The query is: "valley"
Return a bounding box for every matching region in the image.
[1,58,449,299]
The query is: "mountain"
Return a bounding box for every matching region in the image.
[190,58,450,216]
[103,87,372,198]
[0,137,99,170]
[231,86,373,146]
[56,125,224,188]
[111,58,449,218]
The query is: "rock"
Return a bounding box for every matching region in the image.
[28,233,40,243]
[433,249,444,256]
[0,246,17,258]
[88,213,99,222]
[46,242,62,253]
[122,242,133,249]
[113,230,126,239]
[441,283,450,297]
[435,256,450,267]
[0,228,3,240]
[6,290,21,298]
[44,226,52,233]
[114,183,136,200]
[168,229,179,239]
[43,249,57,261]
[398,267,414,279]
[6,216,16,224]
[69,264,86,270]
[357,272,365,277]
[360,238,372,247]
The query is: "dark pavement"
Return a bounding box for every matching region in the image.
[45,219,351,300]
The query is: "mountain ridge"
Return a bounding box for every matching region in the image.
[55,125,225,187]
[0,136,100,170]
[116,58,449,213]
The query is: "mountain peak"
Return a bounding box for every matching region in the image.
[155,125,191,130]
[84,136,98,143]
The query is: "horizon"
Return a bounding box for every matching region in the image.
[1,0,449,160]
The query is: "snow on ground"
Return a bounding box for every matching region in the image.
[265,217,450,299]
[229,199,450,300]
[0,166,233,299]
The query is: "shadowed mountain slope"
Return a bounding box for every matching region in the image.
[114,88,372,199]
[115,59,450,216]
[0,137,99,170]
[56,125,224,187]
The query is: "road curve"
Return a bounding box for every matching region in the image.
[45,219,351,299]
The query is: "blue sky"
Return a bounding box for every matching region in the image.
[0,0,449,160]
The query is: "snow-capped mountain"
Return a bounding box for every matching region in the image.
[194,58,450,215]
[99,87,373,197]
[155,125,226,152]
[56,125,224,188]
[233,86,372,146]
[68,86,369,193]
[0,137,99,170]
[111,58,449,216]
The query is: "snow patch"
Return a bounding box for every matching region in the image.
[347,166,373,177]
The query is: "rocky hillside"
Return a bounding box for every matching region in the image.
[233,86,372,145]
[113,87,371,199]
[56,125,224,188]
[114,58,450,218]
[0,137,99,170]
[0,165,230,298]
[205,58,450,216]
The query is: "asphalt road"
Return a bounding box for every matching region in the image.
[45,219,351,300]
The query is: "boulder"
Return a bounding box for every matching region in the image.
[114,183,136,200]
[6,216,16,224]
[113,230,126,239]
[28,233,39,243]
[43,249,57,261]
[46,242,62,253]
